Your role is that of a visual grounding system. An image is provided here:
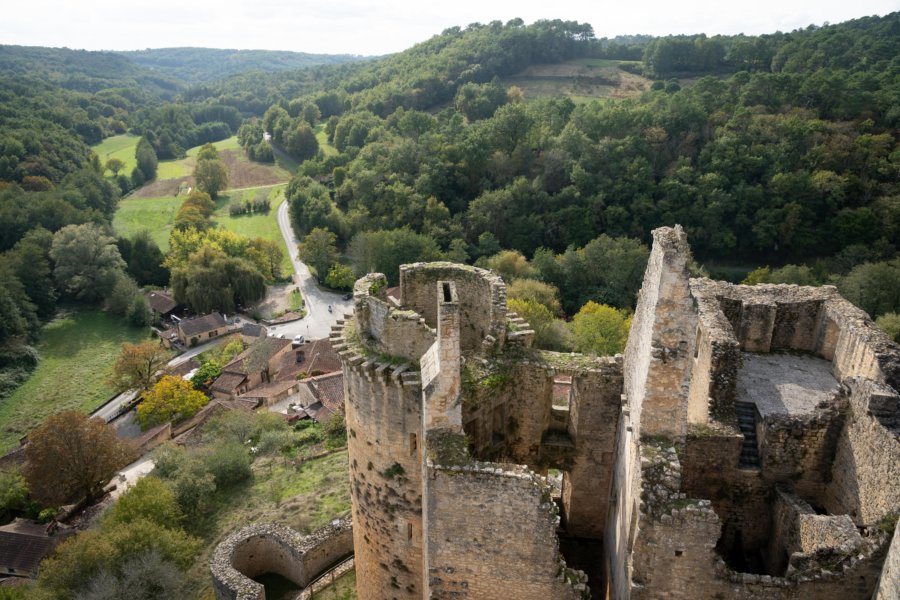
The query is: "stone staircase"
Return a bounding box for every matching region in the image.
[735,401,761,469]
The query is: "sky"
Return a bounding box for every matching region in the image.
[3,0,897,56]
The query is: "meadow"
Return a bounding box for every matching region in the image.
[0,310,150,453]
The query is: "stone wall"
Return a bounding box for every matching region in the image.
[210,520,352,600]
[353,273,435,364]
[824,378,900,526]
[560,360,623,539]
[874,520,900,600]
[424,462,587,600]
[332,316,425,600]
[399,263,507,353]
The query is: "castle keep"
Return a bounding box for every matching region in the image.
[213,225,900,599]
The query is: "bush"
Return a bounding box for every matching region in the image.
[201,442,251,487]
[256,429,296,455]
[104,476,182,530]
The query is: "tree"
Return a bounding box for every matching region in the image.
[506,278,562,314]
[837,259,900,318]
[104,158,125,176]
[568,301,632,355]
[325,263,356,290]
[190,360,222,390]
[875,313,900,343]
[137,376,209,429]
[195,143,219,162]
[50,223,126,303]
[135,137,158,182]
[193,158,228,199]
[24,411,137,506]
[284,122,319,161]
[77,550,188,600]
[169,246,266,314]
[108,340,170,393]
[106,275,140,317]
[348,229,442,285]
[298,227,338,279]
[0,468,28,521]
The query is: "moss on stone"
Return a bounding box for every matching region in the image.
[427,429,471,467]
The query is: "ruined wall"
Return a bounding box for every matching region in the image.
[630,441,890,600]
[211,520,353,600]
[560,360,623,539]
[874,520,900,600]
[332,317,424,600]
[424,463,587,600]
[606,226,697,600]
[757,397,847,502]
[353,273,435,364]
[399,263,507,353]
[825,378,900,526]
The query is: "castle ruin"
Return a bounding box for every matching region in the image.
[213,225,900,599]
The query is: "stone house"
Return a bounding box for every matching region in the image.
[176,313,228,346]
[0,520,73,579]
[210,338,293,399]
[293,371,345,422]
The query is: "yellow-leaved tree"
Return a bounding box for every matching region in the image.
[137,376,209,430]
[568,301,632,356]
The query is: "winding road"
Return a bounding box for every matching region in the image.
[269,199,353,341]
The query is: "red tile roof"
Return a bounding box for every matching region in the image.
[275,338,342,381]
[300,372,344,421]
[224,338,292,375]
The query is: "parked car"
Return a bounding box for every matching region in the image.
[343,293,353,300]
[293,335,305,345]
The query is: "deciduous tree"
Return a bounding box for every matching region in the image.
[137,376,209,429]
[50,223,126,303]
[108,340,170,392]
[568,301,632,355]
[298,227,338,279]
[193,158,228,199]
[24,411,137,505]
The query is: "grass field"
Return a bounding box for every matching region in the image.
[315,123,338,158]
[113,195,182,249]
[92,134,140,176]
[114,184,291,273]
[156,136,244,180]
[0,310,149,453]
[501,59,650,101]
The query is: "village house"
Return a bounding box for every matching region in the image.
[144,290,179,318]
[210,338,293,399]
[293,371,345,422]
[0,519,74,580]
[176,312,228,346]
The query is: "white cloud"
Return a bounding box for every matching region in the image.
[2,0,896,55]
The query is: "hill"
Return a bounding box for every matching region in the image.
[117,47,367,84]
[0,45,181,96]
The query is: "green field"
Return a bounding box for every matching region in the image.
[0,310,150,453]
[113,195,182,249]
[114,184,291,272]
[315,123,338,158]
[156,136,244,179]
[92,134,140,176]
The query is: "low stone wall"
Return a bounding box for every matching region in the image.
[210,519,353,600]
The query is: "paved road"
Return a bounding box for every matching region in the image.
[92,389,140,422]
[271,200,352,341]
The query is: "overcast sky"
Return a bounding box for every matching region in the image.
[3,0,897,56]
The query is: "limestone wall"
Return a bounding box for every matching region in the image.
[424,462,587,600]
[210,520,352,600]
[399,263,507,353]
[332,317,425,600]
[824,378,900,526]
[874,520,900,600]
[353,273,435,364]
[561,360,623,539]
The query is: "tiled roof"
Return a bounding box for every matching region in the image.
[240,379,298,399]
[179,313,227,337]
[275,338,342,381]
[145,291,178,315]
[301,372,344,421]
[0,521,58,575]
[241,323,266,337]
[210,372,247,393]
[224,338,292,375]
